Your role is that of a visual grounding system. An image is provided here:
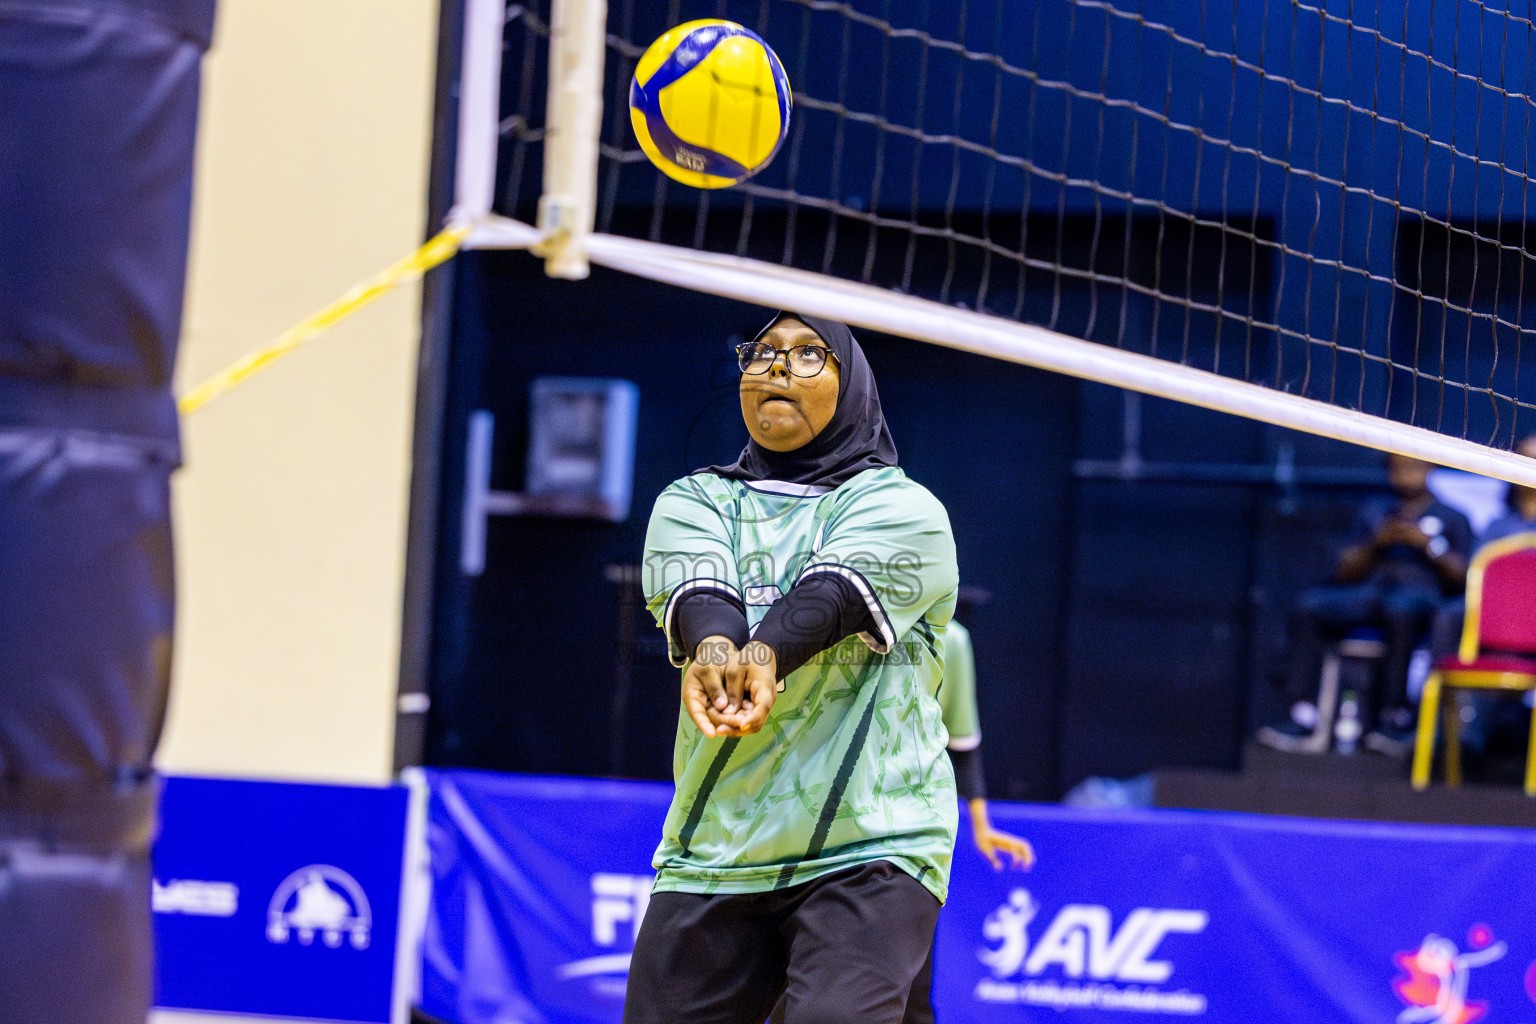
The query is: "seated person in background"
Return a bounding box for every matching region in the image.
[1426,433,1536,764]
[1260,454,1472,754]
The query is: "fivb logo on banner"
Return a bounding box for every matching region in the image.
[556,872,655,993]
[975,888,1210,1015]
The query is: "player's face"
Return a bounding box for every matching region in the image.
[740,317,841,452]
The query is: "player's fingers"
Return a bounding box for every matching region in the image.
[743,670,779,731]
[696,665,728,712]
[979,841,1002,871]
[725,680,761,735]
[735,701,769,734]
[722,660,746,715]
[748,670,776,705]
[682,683,717,738]
[685,664,736,735]
[1004,838,1036,870]
[708,703,745,732]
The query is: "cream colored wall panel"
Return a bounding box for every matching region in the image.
[158,0,440,782]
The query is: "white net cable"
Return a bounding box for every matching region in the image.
[463,0,1536,485]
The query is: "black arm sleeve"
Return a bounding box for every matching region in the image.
[752,571,878,678]
[673,590,750,658]
[948,746,987,801]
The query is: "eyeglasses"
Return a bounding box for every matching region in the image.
[736,341,834,377]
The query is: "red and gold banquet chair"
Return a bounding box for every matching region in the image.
[1412,533,1536,795]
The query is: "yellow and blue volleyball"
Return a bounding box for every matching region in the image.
[629,20,791,189]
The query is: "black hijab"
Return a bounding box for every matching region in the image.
[698,311,898,488]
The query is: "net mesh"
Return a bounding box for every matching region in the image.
[496,0,1536,450]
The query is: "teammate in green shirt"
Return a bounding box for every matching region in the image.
[626,312,960,1024]
[936,612,1035,874]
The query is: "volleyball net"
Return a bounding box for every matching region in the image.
[455,0,1536,486]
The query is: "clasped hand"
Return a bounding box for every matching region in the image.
[683,637,778,738]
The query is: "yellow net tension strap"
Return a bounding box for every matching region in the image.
[177,223,472,416]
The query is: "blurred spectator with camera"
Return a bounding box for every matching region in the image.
[1260,454,1472,754]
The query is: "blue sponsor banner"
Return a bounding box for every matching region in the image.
[940,803,1536,1022]
[423,770,1536,1024]
[154,775,412,1023]
[422,770,670,1024]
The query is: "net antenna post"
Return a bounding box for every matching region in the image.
[536,0,607,280]
[450,0,508,228]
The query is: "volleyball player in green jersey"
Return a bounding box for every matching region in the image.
[625,312,960,1024]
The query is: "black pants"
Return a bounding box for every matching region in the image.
[902,942,935,1024]
[624,860,941,1024]
[771,930,937,1024]
[1283,580,1441,717]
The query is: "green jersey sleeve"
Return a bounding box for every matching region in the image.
[642,475,742,666]
[938,619,981,749]
[800,470,958,653]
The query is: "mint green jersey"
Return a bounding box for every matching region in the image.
[938,620,981,751]
[641,466,961,902]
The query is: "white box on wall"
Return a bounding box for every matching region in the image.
[526,376,639,519]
